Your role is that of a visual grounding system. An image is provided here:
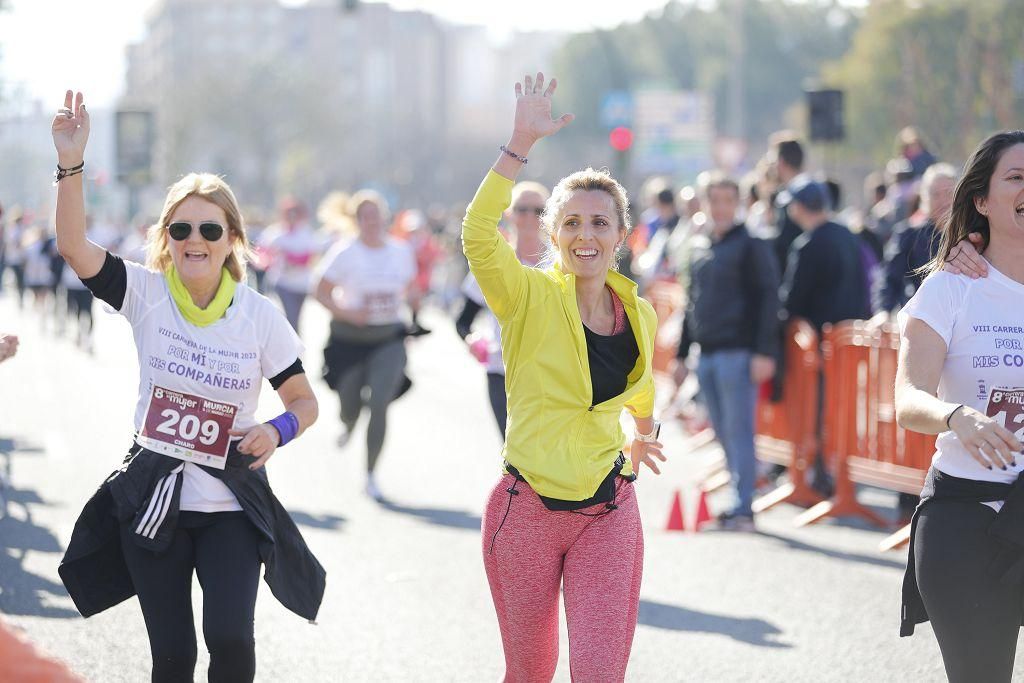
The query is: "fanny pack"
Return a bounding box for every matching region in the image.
[505,452,636,512]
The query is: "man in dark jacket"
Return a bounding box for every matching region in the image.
[779,178,868,495]
[780,178,869,331]
[676,174,781,530]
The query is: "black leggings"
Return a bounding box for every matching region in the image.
[486,372,507,439]
[120,511,262,683]
[914,500,1023,682]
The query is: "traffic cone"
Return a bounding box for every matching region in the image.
[665,490,685,532]
[694,489,713,531]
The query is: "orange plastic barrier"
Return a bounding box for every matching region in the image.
[794,321,936,541]
[0,618,83,682]
[750,319,827,512]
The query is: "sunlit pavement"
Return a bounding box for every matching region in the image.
[0,288,1004,681]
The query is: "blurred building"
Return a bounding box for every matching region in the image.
[122,0,563,209]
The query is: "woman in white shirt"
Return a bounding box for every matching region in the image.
[52,90,323,683]
[313,190,417,501]
[897,130,1024,682]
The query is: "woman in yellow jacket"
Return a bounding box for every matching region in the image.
[466,73,666,683]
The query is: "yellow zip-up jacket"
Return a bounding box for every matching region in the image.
[463,169,658,501]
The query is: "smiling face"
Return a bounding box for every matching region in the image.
[976,143,1024,243]
[553,190,624,281]
[166,195,234,285]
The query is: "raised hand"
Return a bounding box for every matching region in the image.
[512,72,574,144]
[51,90,90,166]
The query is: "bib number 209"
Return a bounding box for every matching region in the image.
[138,385,237,469]
[156,409,220,445]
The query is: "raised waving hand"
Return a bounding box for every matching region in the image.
[51,90,90,166]
[494,73,574,180]
[52,90,105,279]
[512,73,574,144]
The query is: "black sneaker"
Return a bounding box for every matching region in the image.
[715,511,756,532]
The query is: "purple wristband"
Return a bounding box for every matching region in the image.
[267,411,300,447]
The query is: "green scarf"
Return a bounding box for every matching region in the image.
[164,266,237,327]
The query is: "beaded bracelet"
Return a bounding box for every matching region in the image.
[499,145,528,164]
[53,161,85,186]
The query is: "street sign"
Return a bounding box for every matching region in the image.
[632,89,713,179]
[599,91,634,129]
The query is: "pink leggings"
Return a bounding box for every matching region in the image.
[482,474,644,683]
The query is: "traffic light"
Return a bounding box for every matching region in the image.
[609,126,633,152]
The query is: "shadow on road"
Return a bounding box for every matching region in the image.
[638,599,789,648]
[0,435,78,619]
[0,487,78,619]
[288,510,347,531]
[378,501,481,531]
[756,530,905,570]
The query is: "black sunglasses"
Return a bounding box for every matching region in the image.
[513,206,544,217]
[167,221,225,242]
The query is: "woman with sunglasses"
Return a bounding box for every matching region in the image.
[455,181,549,438]
[467,74,666,682]
[51,91,325,683]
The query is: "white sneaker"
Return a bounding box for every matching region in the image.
[364,475,383,502]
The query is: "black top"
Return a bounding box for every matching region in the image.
[678,223,781,359]
[780,220,869,331]
[584,313,639,407]
[81,251,303,389]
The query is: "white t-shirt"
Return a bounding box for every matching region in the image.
[121,260,303,511]
[461,272,505,375]
[899,267,1024,487]
[261,223,324,293]
[315,238,416,326]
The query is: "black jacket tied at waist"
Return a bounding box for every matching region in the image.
[59,442,326,623]
[901,466,1024,636]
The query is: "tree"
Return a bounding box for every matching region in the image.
[824,0,1024,166]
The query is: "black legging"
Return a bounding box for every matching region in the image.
[915,499,1023,682]
[120,511,262,683]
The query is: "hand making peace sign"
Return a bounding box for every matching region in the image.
[51,90,90,167]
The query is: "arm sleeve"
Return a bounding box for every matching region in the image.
[461,170,530,321]
[268,358,305,390]
[455,298,483,339]
[747,238,782,357]
[80,251,128,311]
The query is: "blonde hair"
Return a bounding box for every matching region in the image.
[542,168,631,269]
[145,173,251,282]
[317,191,356,235]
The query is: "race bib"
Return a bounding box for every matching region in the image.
[364,290,399,324]
[138,385,237,469]
[986,387,1024,441]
